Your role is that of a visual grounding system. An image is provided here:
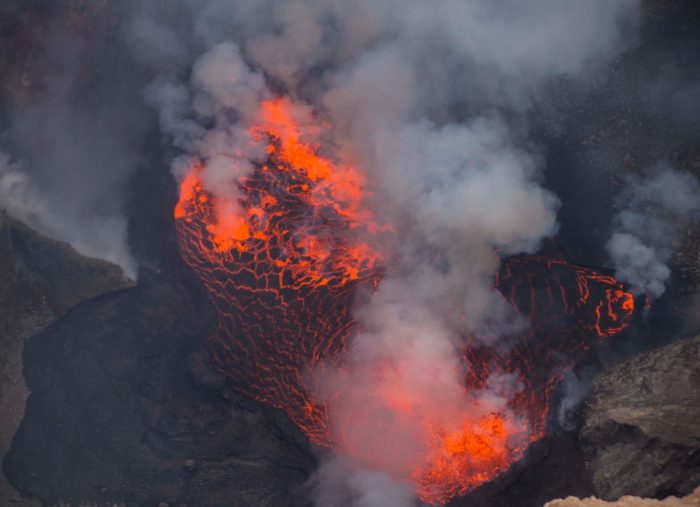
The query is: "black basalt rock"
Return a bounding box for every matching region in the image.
[4,271,315,507]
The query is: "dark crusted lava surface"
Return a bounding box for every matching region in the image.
[4,266,314,507]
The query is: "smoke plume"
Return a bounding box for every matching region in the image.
[0,2,158,278]
[138,0,643,504]
[606,165,700,298]
[309,454,416,507]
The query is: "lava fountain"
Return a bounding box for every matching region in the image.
[174,96,634,504]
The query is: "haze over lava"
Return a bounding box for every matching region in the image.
[143,1,643,505]
[172,90,634,503]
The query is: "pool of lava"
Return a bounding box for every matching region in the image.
[173,97,635,504]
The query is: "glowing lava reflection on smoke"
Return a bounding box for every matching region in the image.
[174,97,634,504]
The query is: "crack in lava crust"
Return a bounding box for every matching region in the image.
[173,97,635,504]
[174,98,383,444]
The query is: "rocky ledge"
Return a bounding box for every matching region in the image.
[544,487,700,506]
[581,335,700,500]
[3,268,315,507]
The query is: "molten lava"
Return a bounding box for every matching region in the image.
[174,97,635,504]
[174,97,383,445]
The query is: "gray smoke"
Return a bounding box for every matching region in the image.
[145,41,270,201]
[0,1,644,505]
[0,146,134,275]
[556,368,598,431]
[139,1,642,505]
[606,165,700,298]
[309,455,416,507]
[0,3,155,278]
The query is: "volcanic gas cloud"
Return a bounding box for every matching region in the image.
[174,95,634,504]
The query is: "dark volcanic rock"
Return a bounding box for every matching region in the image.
[4,271,315,507]
[0,211,133,506]
[581,335,700,500]
[0,212,133,321]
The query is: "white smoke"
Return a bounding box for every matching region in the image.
[0,3,165,278]
[309,455,417,507]
[556,369,597,431]
[606,165,700,297]
[0,152,47,226]
[0,0,642,292]
[140,0,641,504]
[145,41,274,227]
[0,150,135,276]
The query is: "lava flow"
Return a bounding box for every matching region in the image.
[174,97,384,444]
[174,97,635,504]
[482,255,636,443]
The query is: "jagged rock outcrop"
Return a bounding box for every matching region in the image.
[544,487,700,506]
[3,265,315,507]
[451,334,700,507]
[0,211,133,506]
[581,335,700,500]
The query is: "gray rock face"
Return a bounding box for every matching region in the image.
[581,335,700,500]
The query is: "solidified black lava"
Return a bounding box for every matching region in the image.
[4,269,315,507]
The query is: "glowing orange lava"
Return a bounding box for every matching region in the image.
[174,97,635,504]
[174,97,384,446]
[417,414,527,501]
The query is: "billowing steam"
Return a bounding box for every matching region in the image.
[0,1,650,505]
[606,165,700,297]
[143,0,642,504]
[146,42,270,213]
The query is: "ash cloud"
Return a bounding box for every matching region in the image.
[606,165,700,298]
[136,0,641,504]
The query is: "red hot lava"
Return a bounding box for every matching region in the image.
[174,97,384,445]
[174,97,635,504]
